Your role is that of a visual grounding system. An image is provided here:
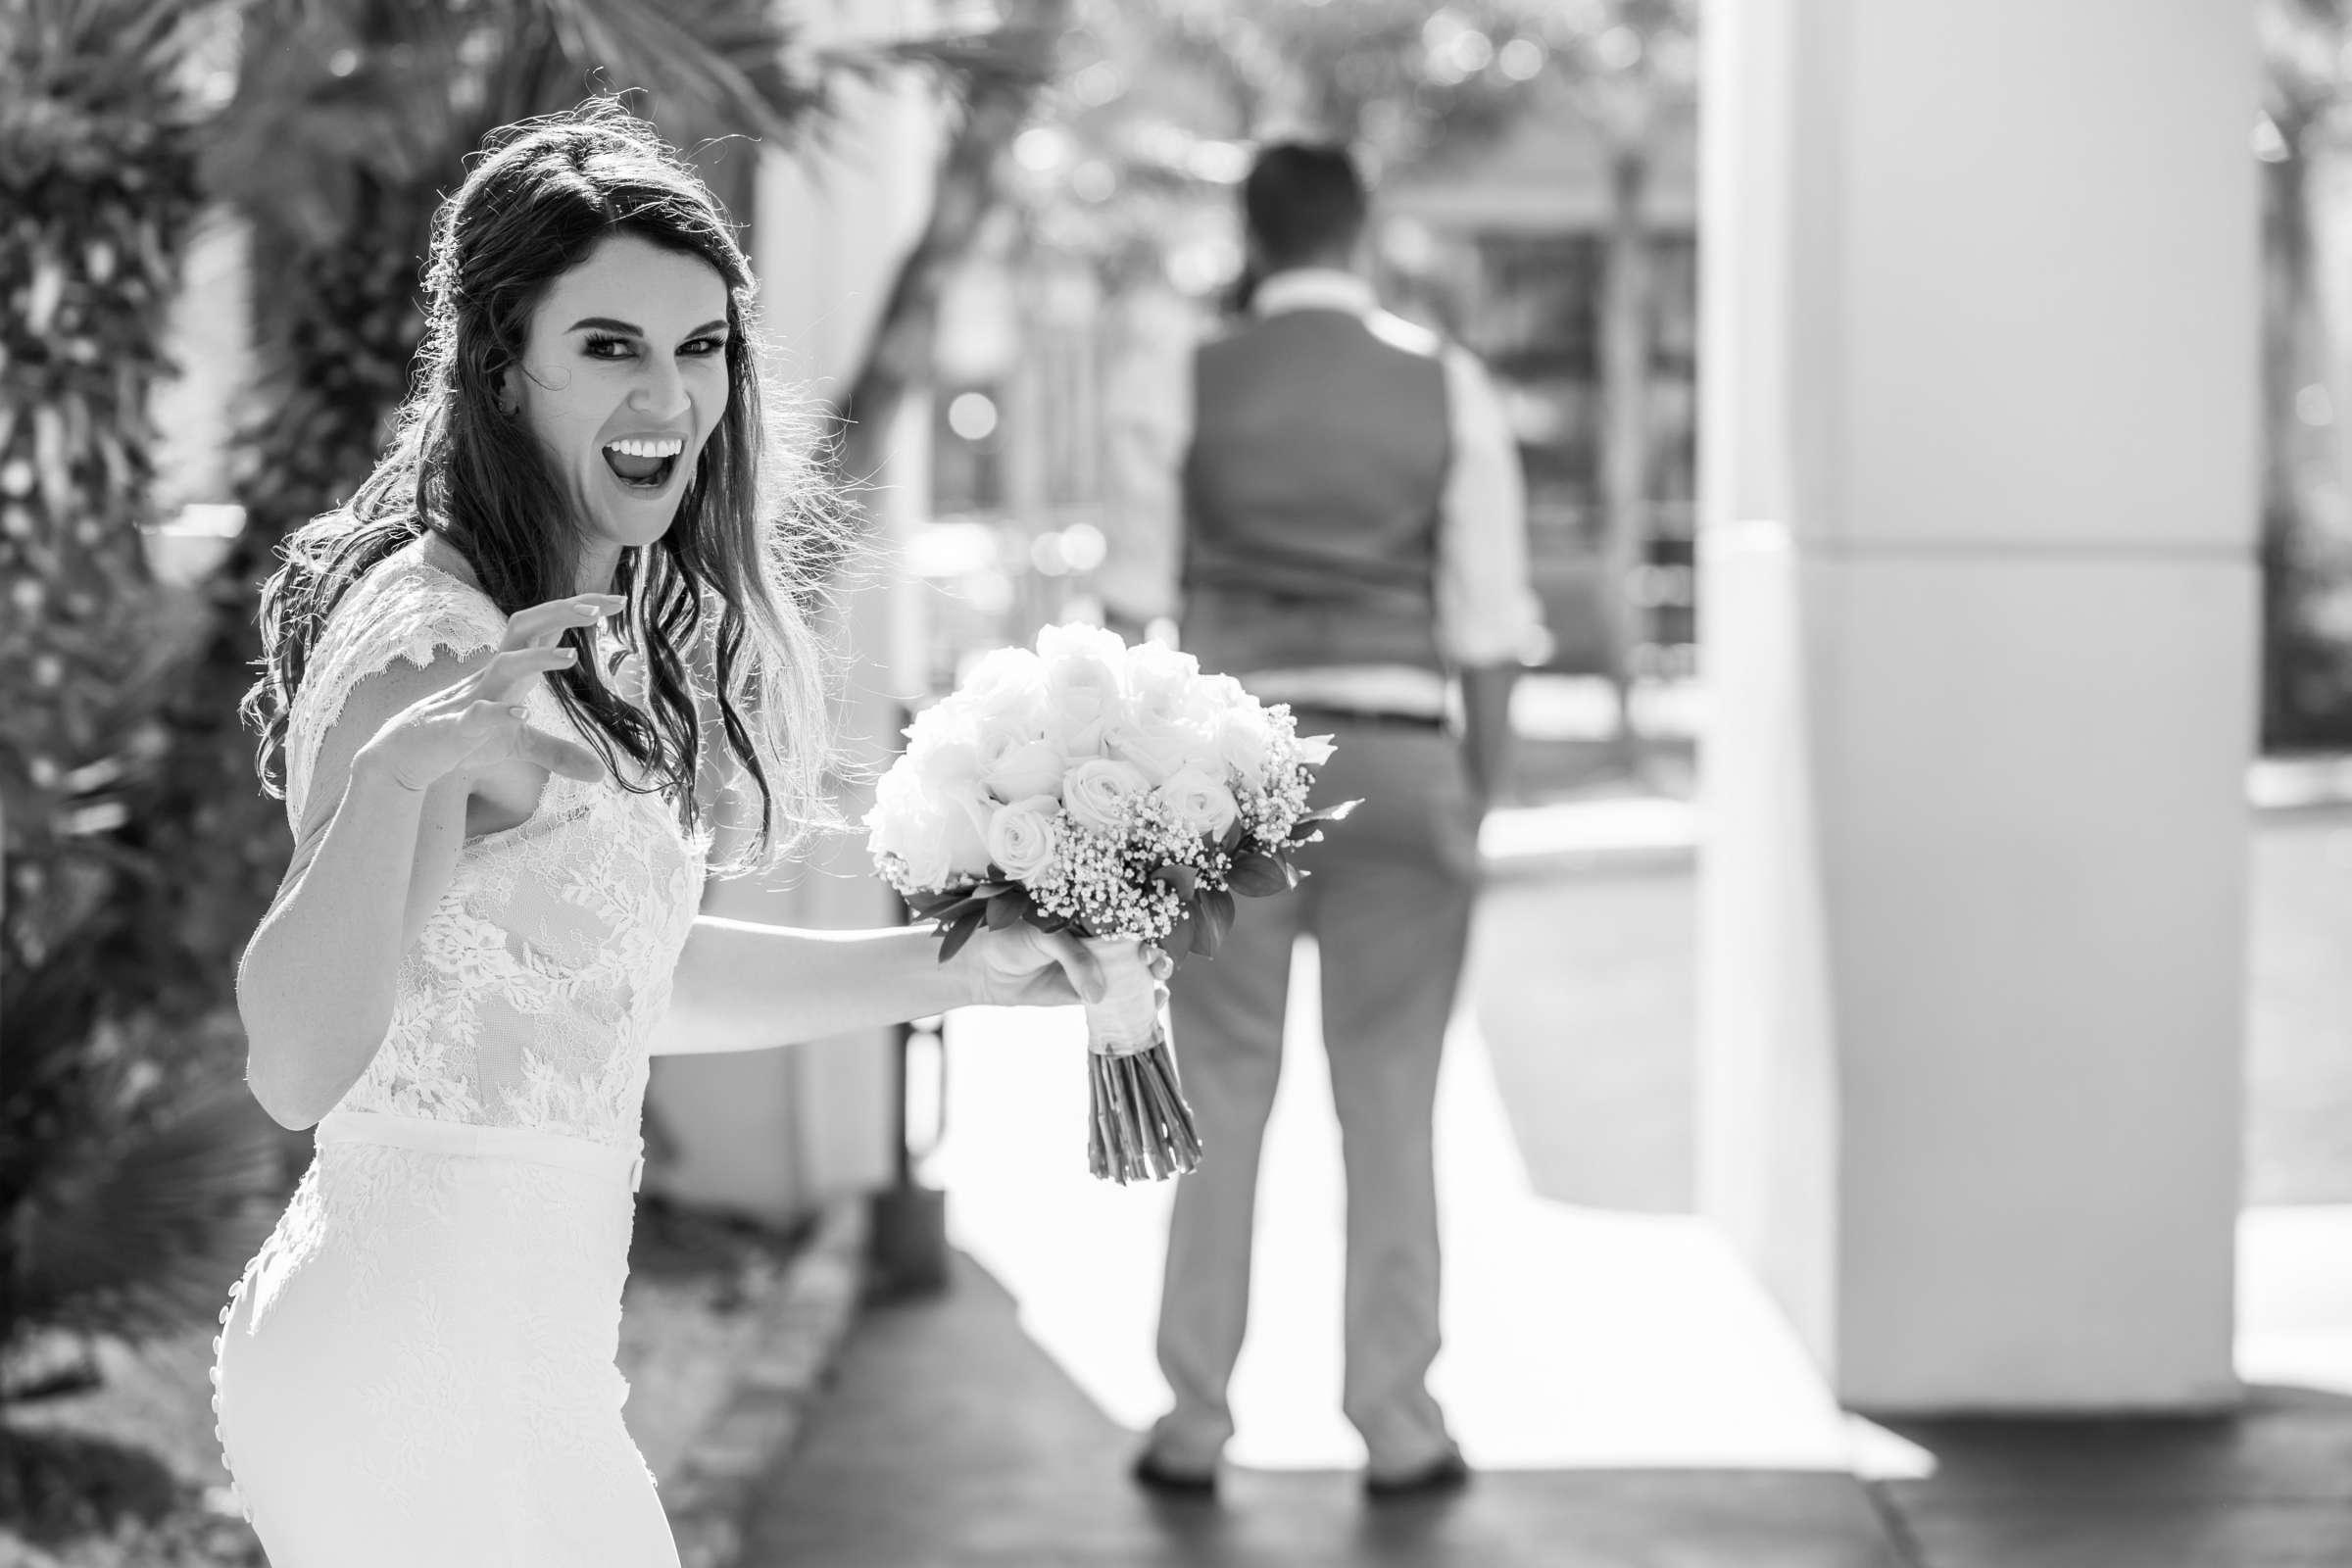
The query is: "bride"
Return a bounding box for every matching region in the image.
[212,103,1143,1566]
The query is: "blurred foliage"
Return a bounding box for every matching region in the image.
[0,1423,270,1563]
[2261,0,2352,749]
[3,949,280,1404]
[988,0,1693,708]
[0,0,287,1431]
[0,0,207,979]
[835,0,1065,478]
[1006,0,1695,289]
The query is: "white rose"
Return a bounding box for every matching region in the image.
[959,645,1047,704]
[1215,704,1274,779]
[1035,621,1129,667]
[1063,757,1151,833]
[983,737,1067,802]
[1046,668,1124,760]
[1036,623,1129,757]
[1158,762,1240,839]
[1123,639,1200,707]
[908,736,987,799]
[1198,672,1251,714]
[874,766,995,886]
[1109,713,1208,785]
[936,784,998,881]
[867,785,959,889]
[903,699,977,756]
[961,654,1048,741]
[986,795,1062,882]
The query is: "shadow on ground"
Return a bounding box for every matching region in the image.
[1873,1387,2352,1568]
[743,1251,1899,1568]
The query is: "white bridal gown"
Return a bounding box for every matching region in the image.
[213,553,708,1567]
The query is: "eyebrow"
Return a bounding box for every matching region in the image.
[565,317,730,338]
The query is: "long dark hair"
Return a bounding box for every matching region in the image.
[242,100,843,869]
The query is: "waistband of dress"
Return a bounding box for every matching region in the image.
[315,1110,645,1193]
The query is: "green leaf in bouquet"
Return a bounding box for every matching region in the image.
[938,907,987,961]
[1187,907,1219,958]
[1192,888,1237,958]
[985,885,1034,930]
[904,886,977,918]
[1219,818,1248,854]
[1151,862,1200,901]
[1164,907,1196,961]
[925,891,993,925]
[1286,798,1362,844]
[1226,850,1292,898]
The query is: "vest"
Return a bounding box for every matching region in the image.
[1179,308,1452,677]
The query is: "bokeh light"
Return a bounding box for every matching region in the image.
[1498,37,1546,81]
[1059,523,1107,573]
[947,391,1000,443]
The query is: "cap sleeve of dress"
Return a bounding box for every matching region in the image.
[284,562,507,833]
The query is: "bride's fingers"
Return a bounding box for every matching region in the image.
[469,644,580,704]
[503,595,622,652]
[1036,930,1107,1004]
[454,702,604,783]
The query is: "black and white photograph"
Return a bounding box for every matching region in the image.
[3,1,2348,1564]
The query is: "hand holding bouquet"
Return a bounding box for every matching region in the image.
[866,623,1352,1183]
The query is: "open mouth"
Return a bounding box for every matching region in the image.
[602,436,685,491]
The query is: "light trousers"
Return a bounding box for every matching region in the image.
[1150,722,1480,1475]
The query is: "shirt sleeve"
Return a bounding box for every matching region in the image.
[1096,295,1196,626]
[1435,345,1545,668]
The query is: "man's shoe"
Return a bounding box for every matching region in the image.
[1364,1448,1472,1500]
[1130,1447,1218,1497]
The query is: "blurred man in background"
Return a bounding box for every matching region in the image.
[1108,140,1543,1498]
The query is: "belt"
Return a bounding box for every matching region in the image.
[1285,704,1448,733]
[316,1109,646,1194]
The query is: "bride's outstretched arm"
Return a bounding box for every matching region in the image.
[654,915,1113,1055]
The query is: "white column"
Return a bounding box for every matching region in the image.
[1697,0,2257,1410]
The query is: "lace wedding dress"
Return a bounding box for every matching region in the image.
[212,550,708,1566]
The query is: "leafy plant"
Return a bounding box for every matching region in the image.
[0,0,289,1419]
[2,944,282,1407]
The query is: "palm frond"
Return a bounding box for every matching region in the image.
[534,0,826,144]
[831,22,1059,107]
[3,938,282,1374]
[5,1083,280,1349]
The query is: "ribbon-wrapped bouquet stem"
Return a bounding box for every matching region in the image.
[865,624,1352,1184]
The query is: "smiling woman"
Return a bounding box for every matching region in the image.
[210,102,1152,1568]
[510,263,734,563]
[244,102,838,874]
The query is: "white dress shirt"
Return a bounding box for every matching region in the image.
[1100,269,1544,716]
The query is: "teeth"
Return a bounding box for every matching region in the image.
[605,438,684,458]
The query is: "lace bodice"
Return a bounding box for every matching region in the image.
[285,552,708,1149]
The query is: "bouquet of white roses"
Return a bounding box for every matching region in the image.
[866,623,1351,1184]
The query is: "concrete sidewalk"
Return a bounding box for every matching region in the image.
[739,1240,2352,1568]
[742,1250,1900,1568]
[730,775,2352,1566]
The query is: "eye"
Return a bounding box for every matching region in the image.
[582,332,636,360]
[681,335,728,358]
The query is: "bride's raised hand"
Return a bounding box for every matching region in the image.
[355,593,626,794]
